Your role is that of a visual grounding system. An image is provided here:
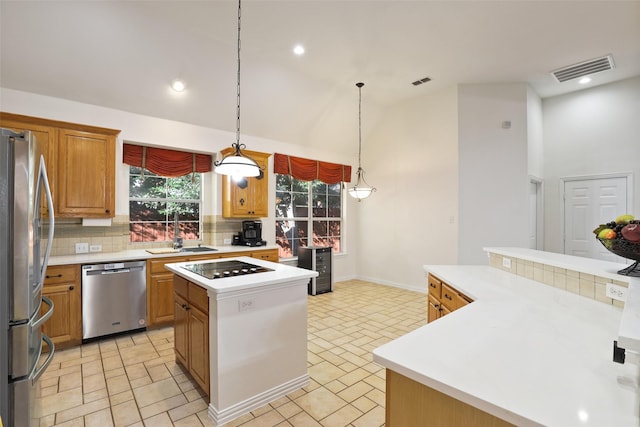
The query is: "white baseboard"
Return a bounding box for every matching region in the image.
[208,374,309,426]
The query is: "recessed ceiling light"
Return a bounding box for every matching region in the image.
[293,45,305,56]
[171,79,186,92]
[579,77,592,84]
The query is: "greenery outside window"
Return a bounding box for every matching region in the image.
[129,166,202,243]
[275,174,343,258]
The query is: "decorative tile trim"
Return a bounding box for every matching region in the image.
[488,253,629,308]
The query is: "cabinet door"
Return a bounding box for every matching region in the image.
[174,294,189,368]
[188,306,209,395]
[427,294,441,323]
[57,129,115,217]
[221,150,270,218]
[148,273,175,326]
[1,119,57,216]
[41,282,81,347]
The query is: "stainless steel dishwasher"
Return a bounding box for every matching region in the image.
[81,260,147,341]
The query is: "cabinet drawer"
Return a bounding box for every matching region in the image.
[250,249,279,262]
[189,283,209,314]
[174,275,189,299]
[44,265,78,284]
[440,283,460,312]
[427,274,441,299]
[149,256,187,274]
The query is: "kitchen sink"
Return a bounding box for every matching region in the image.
[179,246,218,253]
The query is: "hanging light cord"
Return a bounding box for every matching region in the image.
[356,82,364,173]
[236,0,242,147]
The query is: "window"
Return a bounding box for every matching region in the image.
[275,174,343,258]
[129,166,202,243]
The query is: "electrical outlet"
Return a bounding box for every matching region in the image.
[224,238,232,245]
[502,257,512,269]
[75,243,89,254]
[606,283,628,302]
[89,244,102,252]
[238,299,255,312]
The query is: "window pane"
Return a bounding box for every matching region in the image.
[293,193,309,217]
[130,222,167,243]
[167,175,201,199]
[276,220,308,258]
[328,220,341,237]
[292,179,309,193]
[312,194,326,217]
[312,181,327,195]
[276,174,292,191]
[276,191,291,218]
[129,176,166,198]
[328,183,340,195]
[129,201,166,222]
[327,195,341,217]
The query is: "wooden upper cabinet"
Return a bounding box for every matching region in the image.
[221,149,270,218]
[57,129,115,217]
[0,117,58,216]
[0,112,120,218]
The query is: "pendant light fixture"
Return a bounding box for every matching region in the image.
[214,0,262,178]
[348,82,376,201]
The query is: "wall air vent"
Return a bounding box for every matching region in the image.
[412,76,432,86]
[551,55,615,83]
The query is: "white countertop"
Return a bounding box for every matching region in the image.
[486,247,640,356]
[373,265,640,427]
[164,256,318,295]
[48,245,279,266]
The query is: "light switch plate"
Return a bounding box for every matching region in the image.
[606,283,627,302]
[89,244,102,252]
[502,257,512,268]
[75,243,89,254]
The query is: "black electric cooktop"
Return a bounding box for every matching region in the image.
[181,260,273,280]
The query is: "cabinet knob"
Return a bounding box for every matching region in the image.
[69,286,74,291]
[105,209,110,213]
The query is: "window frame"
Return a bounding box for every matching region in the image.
[128,166,203,244]
[275,174,345,259]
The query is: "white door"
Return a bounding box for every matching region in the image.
[564,176,628,262]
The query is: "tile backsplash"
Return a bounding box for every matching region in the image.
[488,252,628,308]
[50,215,245,256]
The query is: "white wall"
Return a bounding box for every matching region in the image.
[542,76,640,254]
[527,87,544,179]
[356,85,459,292]
[457,84,531,264]
[0,87,358,280]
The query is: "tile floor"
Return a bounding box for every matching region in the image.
[36,280,426,427]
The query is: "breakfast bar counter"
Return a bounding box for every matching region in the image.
[373,265,640,427]
[165,257,317,427]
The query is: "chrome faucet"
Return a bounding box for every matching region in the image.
[173,211,183,249]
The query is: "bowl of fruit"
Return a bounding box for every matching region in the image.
[593,214,640,276]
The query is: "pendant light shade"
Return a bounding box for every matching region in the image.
[348,82,376,201]
[214,0,262,178]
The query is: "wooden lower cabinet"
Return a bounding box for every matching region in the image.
[427,273,472,322]
[173,275,209,396]
[42,265,82,348]
[386,369,515,426]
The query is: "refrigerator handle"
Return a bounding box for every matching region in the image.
[31,334,55,383]
[31,296,54,330]
[37,155,55,278]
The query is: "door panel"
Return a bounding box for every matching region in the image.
[564,177,628,261]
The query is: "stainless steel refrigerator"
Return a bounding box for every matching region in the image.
[0,128,55,427]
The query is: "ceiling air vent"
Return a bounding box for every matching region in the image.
[412,76,432,86]
[551,55,615,83]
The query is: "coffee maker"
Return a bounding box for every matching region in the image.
[232,220,266,247]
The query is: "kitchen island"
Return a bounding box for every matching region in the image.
[165,256,317,427]
[373,263,640,426]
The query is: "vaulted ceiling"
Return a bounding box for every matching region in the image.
[2,1,639,154]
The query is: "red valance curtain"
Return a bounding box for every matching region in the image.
[273,153,351,184]
[122,143,213,177]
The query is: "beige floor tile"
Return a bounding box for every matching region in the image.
[139,394,188,420]
[112,399,142,427]
[168,398,208,422]
[147,363,172,382]
[336,381,374,403]
[351,405,385,427]
[55,397,110,424]
[275,401,303,419]
[53,417,84,427]
[287,411,322,427]
[85,407,115,427]
[130,375,153,389]
[106,374,131,395]
[239,409,285,427]
[110,389,135,406]
[173,414,206,426]
[84,387,109,404]
[294,387,347,421]
[33,387,83,418]
[133,377,182,408]
[320,404,362,426]
[105,367,126,379]
[142,411,174,427]
[308,361,346,385]
[350,396,377,414]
